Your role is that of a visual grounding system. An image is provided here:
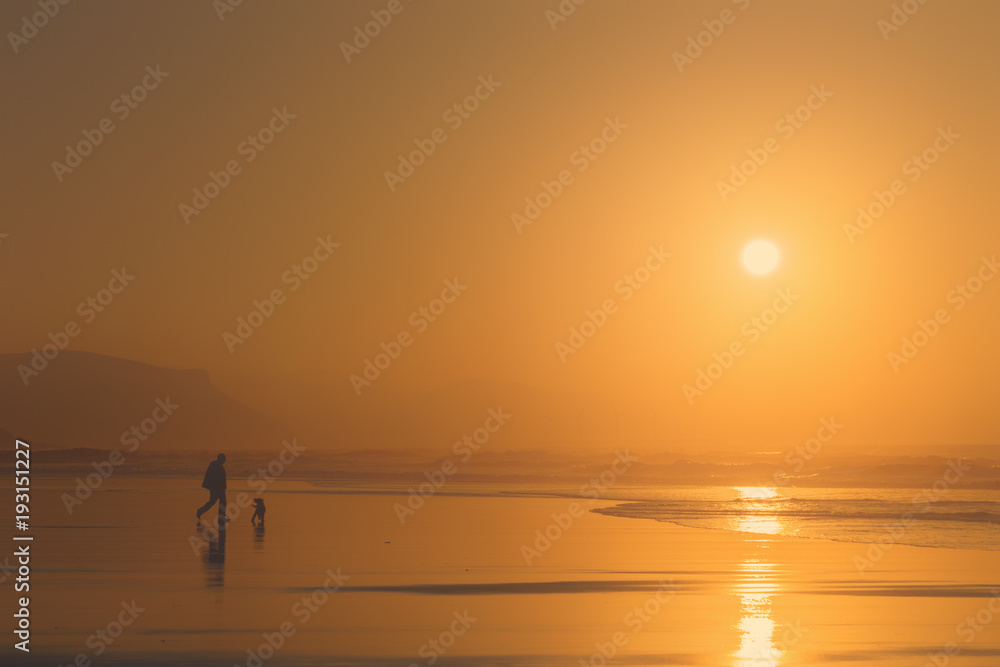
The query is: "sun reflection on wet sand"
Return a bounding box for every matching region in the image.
[733,568,781,666]
[732,488,784,667]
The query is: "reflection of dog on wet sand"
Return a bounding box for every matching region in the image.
[251,498,266,526]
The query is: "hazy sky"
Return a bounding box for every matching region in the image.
[3,0,999,451]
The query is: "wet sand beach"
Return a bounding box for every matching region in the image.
[9,478,999,666]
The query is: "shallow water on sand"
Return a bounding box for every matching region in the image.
[592,485,1000,551]
[10,478,1000,666]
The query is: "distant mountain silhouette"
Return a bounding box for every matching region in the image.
[0,351,294,450]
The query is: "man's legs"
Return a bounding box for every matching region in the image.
[218,493,227,522]
[197,491,220,519]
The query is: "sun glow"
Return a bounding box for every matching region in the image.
[741,239,781,276]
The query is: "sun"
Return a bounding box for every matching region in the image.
[741,239,780,276]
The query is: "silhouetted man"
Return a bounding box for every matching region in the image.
[196,453,227,521]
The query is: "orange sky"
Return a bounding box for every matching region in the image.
[2,0,999,452]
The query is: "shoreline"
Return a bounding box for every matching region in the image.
[11,488,1000,665]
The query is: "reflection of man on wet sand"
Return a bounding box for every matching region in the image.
[196,454,227,522]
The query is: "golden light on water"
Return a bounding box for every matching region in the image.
[732,487,783,535]
[735,486,779,500]
[730,491,784,666]
[736,516,783,535]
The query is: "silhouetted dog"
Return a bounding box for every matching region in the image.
[251,498,266,526]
